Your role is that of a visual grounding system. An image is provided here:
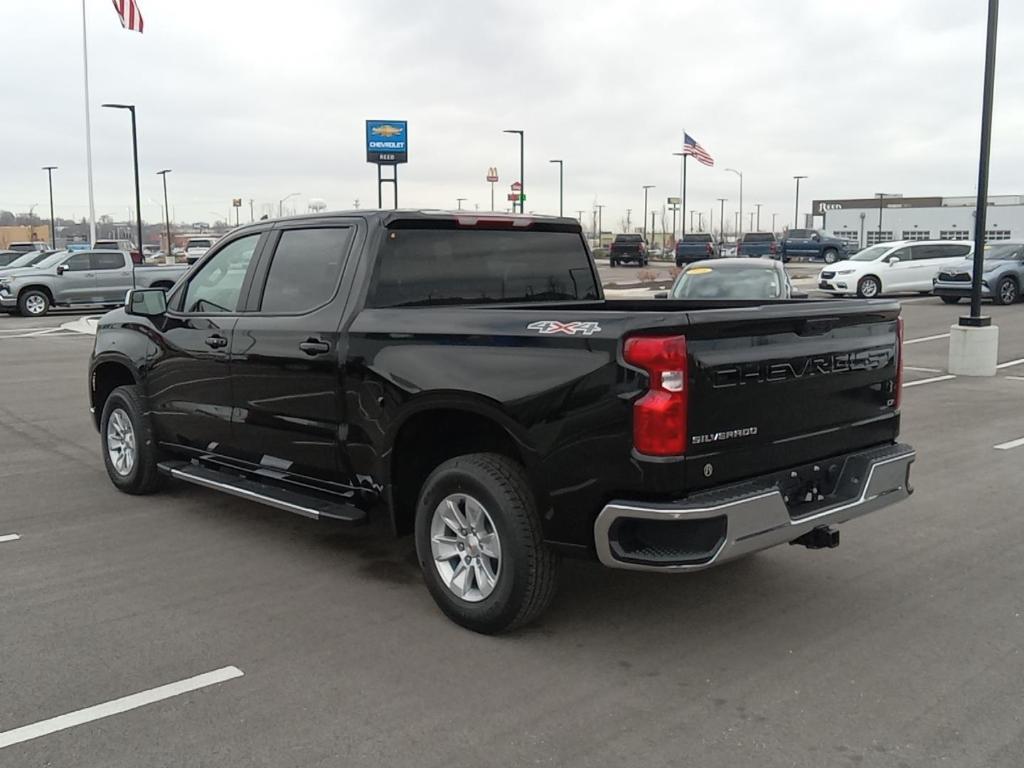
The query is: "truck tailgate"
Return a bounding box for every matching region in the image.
[681,302,900,489]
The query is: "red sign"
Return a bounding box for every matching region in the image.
[511,181,522,192]
[507,193,519,201]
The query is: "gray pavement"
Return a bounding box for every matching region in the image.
[2,298,1024,767]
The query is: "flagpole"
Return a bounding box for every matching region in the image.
[678,134,684,238]
[682,154,688,237]
[81,0,97,245]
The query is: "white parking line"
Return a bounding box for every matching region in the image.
[904,375,956,388]
[0,666,244,750]
[1006,376,1024,382]
[994,437,1024,451]
[905,366,943,373]
[996,358,1024,370]
[0,533,20,544]
[905,333,951,345]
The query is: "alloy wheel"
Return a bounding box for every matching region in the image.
[106,408,137,477]
[430,493,502,602]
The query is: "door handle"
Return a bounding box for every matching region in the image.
[299,338,331,356]
[204,334,228,349]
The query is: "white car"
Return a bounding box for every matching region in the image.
[817,240,973,298]
[183,237,217,264]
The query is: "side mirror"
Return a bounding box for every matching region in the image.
[56,264,68,275]
[125,288,167,317]
[887,255,901,264]
[654,291,669,299]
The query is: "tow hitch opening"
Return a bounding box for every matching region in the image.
[790,525,840,550]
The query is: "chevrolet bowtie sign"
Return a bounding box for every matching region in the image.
[366,120,408,165]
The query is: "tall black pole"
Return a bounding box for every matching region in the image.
[718,198,726,242]
[877,194,884,237]
[642,185,654,242]
[793,176,807,228]
[42,166,57,248]
[519,132,524,215]
[965,0,1000,327]
[158,170,171,256]
[558,162,562,217]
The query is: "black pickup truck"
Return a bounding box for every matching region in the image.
[89,211,914,633]
[608,233,649,266]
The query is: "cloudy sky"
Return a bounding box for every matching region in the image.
[3,0,1023,233]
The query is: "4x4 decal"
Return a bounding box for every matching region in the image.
[526,321,602,336]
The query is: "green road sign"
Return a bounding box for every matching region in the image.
[519,193,526,202]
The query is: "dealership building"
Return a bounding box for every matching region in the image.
[809,194,1024,250]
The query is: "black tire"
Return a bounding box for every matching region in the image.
[856,275,881,299]
[100,384,165,495]
[940,296,961,305]
[18,288,50,317]
[609,259,617,267]
[993,277,1018,306]
[675,259,683,268]
[414,453,559,634]
[823,249,839,264]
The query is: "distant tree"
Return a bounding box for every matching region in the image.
[0,210,15,226]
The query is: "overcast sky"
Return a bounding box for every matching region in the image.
[3,0,1023,233]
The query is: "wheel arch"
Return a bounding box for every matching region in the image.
[385,396,539,537]
[90,354,142,430]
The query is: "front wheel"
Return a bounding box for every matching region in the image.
[940,296,961,305]
[18,289,50,317]
[414,453,559,634]
[857,275,881,298]
[823,249,839,264]
[609,259,617,267]
[100,385,165,495]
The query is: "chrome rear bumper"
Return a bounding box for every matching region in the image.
[594,443,915,572]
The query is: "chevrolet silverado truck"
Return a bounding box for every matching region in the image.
[608,233,648,266]
[0,249,187,316]
[781,229,850,263]
[675,233,719,266]
[88,211,914,634]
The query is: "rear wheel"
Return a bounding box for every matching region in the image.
[414,453,559,634]
[940,296,961,305]
[18,289,50,317]
[609,259,617,267]
[857,275,881,298]
[994,277,1018,306]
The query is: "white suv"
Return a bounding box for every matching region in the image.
[818,241,973,298]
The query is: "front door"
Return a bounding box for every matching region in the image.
[57,252,96,303]
[227,223,357,488]
[91,251,132,303]
[147,232,264,457]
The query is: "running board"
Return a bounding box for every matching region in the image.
[157,460,366,524]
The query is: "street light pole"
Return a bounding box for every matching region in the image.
[102,104,143,263]
[793,175,808,228]
[41,166,58,248]
[755,203,762,231]
[456,197,466,210]
[772,212,778,233]
[595,204,605,250]
[672,151,687,237]
[503,130,524,213]
[549,160,563,216]
[725,168,743,239]
[156,169,172,255]
[717,198,727,242]
[874,193,891,239]
[278,192,301,218]
[642,185,655,243]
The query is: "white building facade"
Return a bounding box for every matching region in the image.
[810,194,1024,250]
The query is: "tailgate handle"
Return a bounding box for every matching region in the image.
[799,318,837,336]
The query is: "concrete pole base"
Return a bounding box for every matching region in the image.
[947,323,999,376]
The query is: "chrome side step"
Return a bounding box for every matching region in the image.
[157,460,366,524]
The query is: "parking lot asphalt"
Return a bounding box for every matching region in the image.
[2,298,1024,767]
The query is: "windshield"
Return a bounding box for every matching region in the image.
[983,243,1023,260]
[33,251,71,268]
[849,244,892,262]
[671,265,783,300]
[613,235,642,243]
[5,252,48,269]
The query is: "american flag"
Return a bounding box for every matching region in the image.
[682,133,714,167]
[112,0,144,33]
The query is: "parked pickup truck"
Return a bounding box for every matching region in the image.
[0,249,187,316]
[608,233,648,266]
[736,232,782,260]
[88,211,914,634]
[675,233,719,266]
[781,229,851,264]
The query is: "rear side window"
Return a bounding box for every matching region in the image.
[260,228,353,314]
[742,233,774,242]
[92,252,125,270]
[788,230,814,238]
[367,228,599,308]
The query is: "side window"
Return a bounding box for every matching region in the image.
[92,252,125,270]
[181,234,260,314]
[259,228,352,314]
[64,253,92,271]
[890,247,913,262]
[947,244,971,258]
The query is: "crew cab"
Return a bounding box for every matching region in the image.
[675,233,719,266]
[88,211,914,634]
[781,229,850,263]
[608,233,648,266]
[0,250,187,316]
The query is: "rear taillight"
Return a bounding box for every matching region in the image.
[706,242,713,256]
[736,242,742,255]
[623,335,688,456]
[894,317,904,409]
[770,241,778,254]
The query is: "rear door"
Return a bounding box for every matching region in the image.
[91,251,132,302]
[684,303,901,489]
[147,232,265,455]
[882,245,916,291]
[226,221,359,487]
